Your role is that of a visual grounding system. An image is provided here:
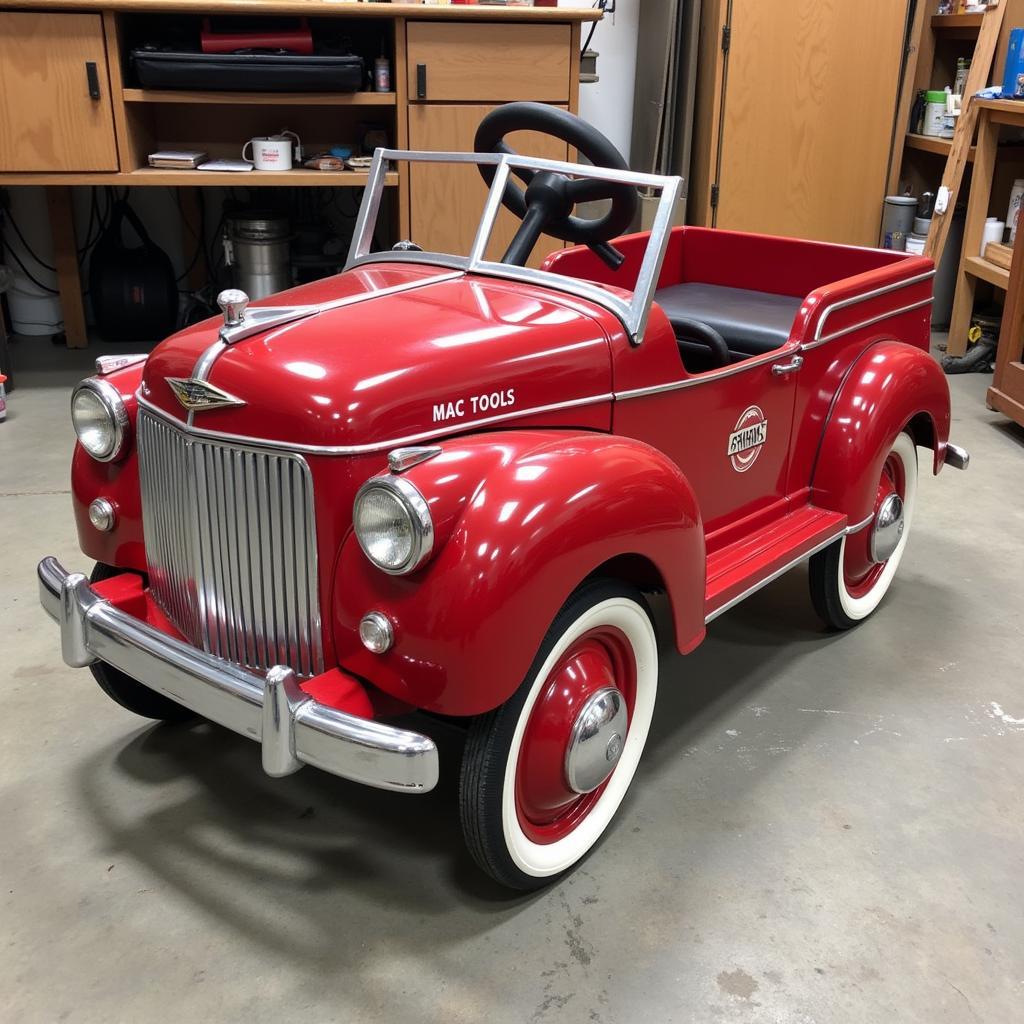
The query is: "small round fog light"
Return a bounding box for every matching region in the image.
[88,498,117,532]
[359,611,394,654]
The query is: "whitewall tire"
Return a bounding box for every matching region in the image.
[459,580,658,890]
[810,430,918,629]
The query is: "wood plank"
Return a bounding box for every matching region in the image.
[406,22,571,103]
[964,254,1010,288]
[924,2,1007,264]
[986,382,1024,426]
[687,0,729,227]
[0,168,399,187]
[991,204,1024,409]
[122,88,396,106]
[983,241,1014,270]
[904,132,976,161]
[0,2,601,21]
[393,17,410,243]
[45,187,88,348]
[931,13,984,30]
[177,187,207,292]
[887,0,930,196]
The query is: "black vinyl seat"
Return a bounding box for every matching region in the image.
[654,282,803,363]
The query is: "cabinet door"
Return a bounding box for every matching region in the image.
[407,22,571,102]
[0,13,118,172]
[408,103,568,269]
[713,0,907,245]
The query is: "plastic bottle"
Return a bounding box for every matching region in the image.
[0,373,7,422]
[374,54,391,93]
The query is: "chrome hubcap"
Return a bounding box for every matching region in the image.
[564,686,628,794]
[870,492,904,563]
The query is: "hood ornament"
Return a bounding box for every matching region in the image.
[166,377,246,412]
[217,289,249,328]
[215,287,318,345]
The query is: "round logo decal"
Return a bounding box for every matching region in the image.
[727,405,768,473]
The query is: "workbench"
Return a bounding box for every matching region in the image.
[0,1,599,346]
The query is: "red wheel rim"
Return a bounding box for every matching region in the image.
[515,626,637,845]
[843,451,906,599]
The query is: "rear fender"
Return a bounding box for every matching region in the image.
[332,430,705,716]
[812,340,951,523]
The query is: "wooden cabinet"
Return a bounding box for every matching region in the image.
[406,22,571,102]
[0,12,118,172]
[408,103,568,267]
[689,0,907,246]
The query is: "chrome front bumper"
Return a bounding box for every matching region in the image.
[37,557,438,793]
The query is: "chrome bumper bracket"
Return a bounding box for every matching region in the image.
[37,557,439,793]
[944,442,970,471]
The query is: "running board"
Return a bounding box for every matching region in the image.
[704,506,867,623]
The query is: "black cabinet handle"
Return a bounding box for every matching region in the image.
[85,61,100,100]
[416,62,427,99]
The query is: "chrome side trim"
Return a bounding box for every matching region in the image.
[37,557,438,793]
[613,349,784,402]
[136,390,614,456]
[703,511,874,624]
[95,353,147,376]
[808,271,935,347]
[347,147,683,343]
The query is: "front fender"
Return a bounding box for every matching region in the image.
[812,340,951,523]
[332,430,705,716]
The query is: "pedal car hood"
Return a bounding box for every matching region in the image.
[140,263,612,451]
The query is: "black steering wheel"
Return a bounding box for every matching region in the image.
[474,102,639,269]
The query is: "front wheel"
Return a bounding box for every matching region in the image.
[459,580,658,890]
[88,563,195,722]
[809,430,918,630]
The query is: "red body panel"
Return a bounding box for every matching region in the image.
[331,431,705,716]
[69,225,953,721]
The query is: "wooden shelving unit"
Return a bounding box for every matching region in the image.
[0,1,597,348]
[963,253,1009,288]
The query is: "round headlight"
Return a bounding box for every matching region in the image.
[71,379,129,462]
[353,476,433,575]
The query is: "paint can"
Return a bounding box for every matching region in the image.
[880,195,918,250]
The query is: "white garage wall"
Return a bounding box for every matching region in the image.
[562,2,640,161]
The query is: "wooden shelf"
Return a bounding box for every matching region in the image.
[122,88,396,106]
[905,132,976,161]
[931,13,984,31]
[964,253,1010,288]
[0,168,398,187]
[0,1,601,20]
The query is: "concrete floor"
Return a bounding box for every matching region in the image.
[1,340,1022,1023]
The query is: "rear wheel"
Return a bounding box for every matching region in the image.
[88,563,195,722]
[459,580,658,890]
[809,430,918,630]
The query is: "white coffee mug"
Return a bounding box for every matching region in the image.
[242,134,295,171]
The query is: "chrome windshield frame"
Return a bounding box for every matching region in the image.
[344,148,683,345]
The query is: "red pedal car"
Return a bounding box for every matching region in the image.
[39,105,968,889]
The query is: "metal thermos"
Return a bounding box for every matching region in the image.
[224,214,291,300]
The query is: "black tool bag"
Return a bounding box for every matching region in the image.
[88,201,178,343]
[131,48,365,92]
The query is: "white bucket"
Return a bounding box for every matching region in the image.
[3,187,63,336]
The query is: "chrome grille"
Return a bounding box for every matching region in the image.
[137,410,323,677]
